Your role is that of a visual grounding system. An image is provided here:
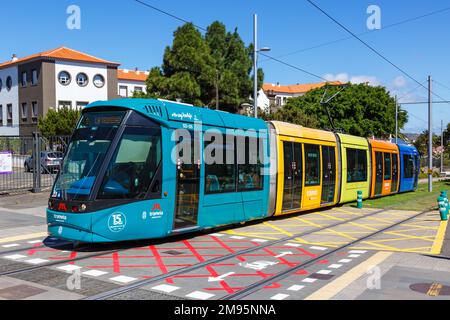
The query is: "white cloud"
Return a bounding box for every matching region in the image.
[323,73,380,86]
[392,76,407,88]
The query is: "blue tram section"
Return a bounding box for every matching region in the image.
[47,99,270,242]
[397,142,420,193]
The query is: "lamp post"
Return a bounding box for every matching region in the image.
[253,14,270,118]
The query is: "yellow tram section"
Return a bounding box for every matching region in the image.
[270,121,339,216]
[337,133,371,204]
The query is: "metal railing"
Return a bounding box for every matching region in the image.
[0,134,70,194]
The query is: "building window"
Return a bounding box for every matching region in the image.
[76,101,89,110]
[7,104,12,125]
[119,85,128,97]
[0,78,2,92]
[0,105,3,124]
[93,74,105,88]
[76,73,89,87]
[21,72,27,87]
[21,103,28,121]
[134,86,143,93]
[276,96,281,106]
[346,148,368,183]
[32,69,38,85]
[6,76,12,91]
[305,144,321,186]
[58,71,71,85]
[58,101,72,110]
[32,101,38,121]
[204,134,236,194]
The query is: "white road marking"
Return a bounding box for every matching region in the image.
[317,270,332,275]
[349,250,367,254]
[287,285,305,292]
[275,251,293,259]
[270,293,289,300]
[230,236,246,240]
[210,233,225,237]
[252,239,269,243]
[310,246,327,251]
[82,270,108,277]
[109,275,137,284]
[57,265,82,272]
[208,272,235,282]
[302,278,317,283]
[152,284,180,293]
[2,244,19,248]
[285,243,302,247]
[186,291,215,300]
[348,254,361,258]
[25,258,48,264]
[339,259,352,263]
[27,240,42,244]
[3,254,26,260]
[328,264,343,269]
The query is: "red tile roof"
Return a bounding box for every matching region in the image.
[117,69,148,82]
[263,81,343,94]
[0,47,120,69]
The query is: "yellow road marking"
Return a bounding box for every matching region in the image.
[431,220,448,255]
[305,251,392,300]
[263,222,293,237]
[0,232,47,244]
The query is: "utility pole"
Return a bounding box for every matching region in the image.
[253,14,258,118]
[428,75,433,192]
[215,70,219,110]
[395,95,398,144]
[441,119,444,174]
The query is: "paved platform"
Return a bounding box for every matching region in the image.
[0,203,447,300]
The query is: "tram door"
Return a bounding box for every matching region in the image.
[321,146,336,205]
[391,154,399,193]
[282,142,302,212]
[413,155,419,190]
[174,132,200,230]
[374,152,383,195]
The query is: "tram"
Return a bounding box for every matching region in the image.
[46,99,420,243]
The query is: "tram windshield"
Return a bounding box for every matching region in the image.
[52,111,125,200]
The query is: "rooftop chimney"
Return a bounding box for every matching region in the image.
[11,54,18,62]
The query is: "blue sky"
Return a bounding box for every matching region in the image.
[1,0,449,134]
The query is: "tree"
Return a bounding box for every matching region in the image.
[270,83,408,138]
[413,130,440,156]
[265,103,319,128]
[38,107,81,138]
[143,21,263,112]
[443,122,450,155]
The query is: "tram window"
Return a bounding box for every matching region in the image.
[384,153,392,180]
[205,135,236,194]
[304,144,320,186]
[97,127,161,199]
[404,155,415,178]
[346,148,367,183]
[238,136,264,191]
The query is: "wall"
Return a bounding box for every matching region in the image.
[0,65,19,136]
[117,80,147,98]
[54,60,109,108]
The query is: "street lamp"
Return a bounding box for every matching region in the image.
[253,14,270,118]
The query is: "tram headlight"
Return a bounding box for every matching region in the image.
[80,204,87,212]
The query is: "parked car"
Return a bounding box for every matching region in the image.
[24,152,64,174]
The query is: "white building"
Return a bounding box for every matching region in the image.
[0,64,19,135]
[117,69,148,98]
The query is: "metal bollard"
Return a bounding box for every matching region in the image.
[357,191,363,209]
[438,196,448,221]
[440,191,449,214]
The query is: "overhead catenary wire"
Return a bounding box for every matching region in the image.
[305,0,450,105]
[261,6,450,61]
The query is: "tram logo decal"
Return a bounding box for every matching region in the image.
[150,203,164,219]
[108,212,127,232]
